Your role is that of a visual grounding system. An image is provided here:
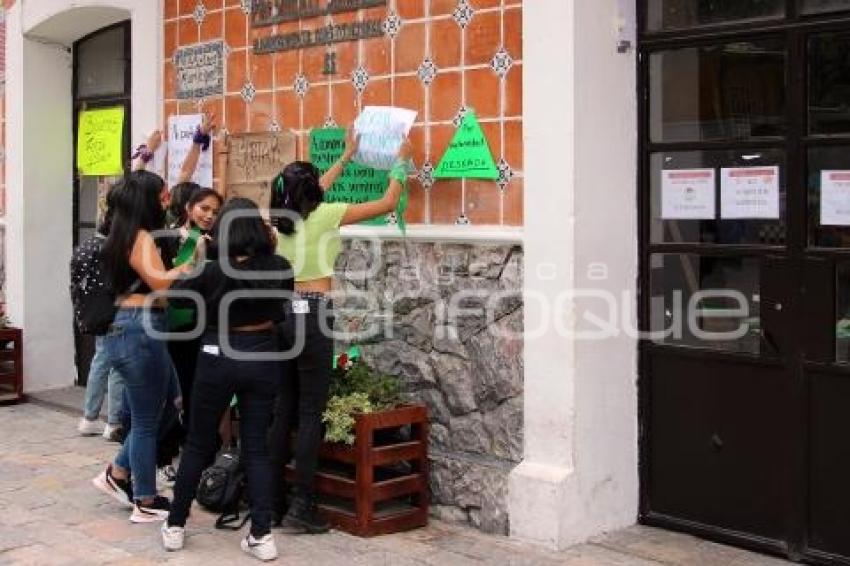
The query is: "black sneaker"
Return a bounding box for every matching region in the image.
[92,464,134,508]
[279,493,330,534]
[130,495,171,523]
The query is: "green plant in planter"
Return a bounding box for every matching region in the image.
[322,352,403,445]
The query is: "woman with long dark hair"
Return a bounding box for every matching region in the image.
[91,170,189,523]
[268,130,412,533]
[161,198,292,561]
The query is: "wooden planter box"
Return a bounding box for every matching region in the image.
[0,328,23,404]
[285,404,429,537]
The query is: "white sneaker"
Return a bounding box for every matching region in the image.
[240,533,278,561]
[161,523,185,551]
[102,423,123,442]
[78,418,103,436]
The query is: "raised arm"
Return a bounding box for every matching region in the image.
[132,129,163,172]
[319,125,358,191]
[340,139,411,226]
[178,112,216,184]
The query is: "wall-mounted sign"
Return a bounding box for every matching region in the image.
[252,0,388,28]
[174,40,225,100]
[435,110,499,180]
[168,114,214,188]
[254,20,383,54]
[660,169,715,220]
[720,166,780,220]
[225,131,296,210]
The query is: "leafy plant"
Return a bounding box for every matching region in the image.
[322,353,403,445]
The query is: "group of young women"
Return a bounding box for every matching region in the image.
[88,114,412,561]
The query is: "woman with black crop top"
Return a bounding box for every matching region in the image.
[161,198,293,561]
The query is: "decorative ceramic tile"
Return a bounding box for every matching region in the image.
[351,66,370,94]
[490,47,514,79]
[497,158,514,191]
[455,213,471,226]
[294,73,310,98]
[417,161,435,189]
[452,105,469,128]
[192,2,207,24]
[452,0,475,29]
[240,81,257,103]
[383,11,403,39]
[241,0,252,15]
[324,116,339,128]
[417,57,438,87]
[269,120,282,132]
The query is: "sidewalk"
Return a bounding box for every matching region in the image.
[0,402,791,565]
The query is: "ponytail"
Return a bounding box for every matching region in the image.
[270,161,324,236]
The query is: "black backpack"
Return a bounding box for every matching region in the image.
[69,234,117,335]
[197,449,248,529]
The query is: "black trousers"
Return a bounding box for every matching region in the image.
[168,330,281,537]
[269,297,334,508]
[167,336,200,432]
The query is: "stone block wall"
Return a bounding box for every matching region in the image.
[334,240,523,534]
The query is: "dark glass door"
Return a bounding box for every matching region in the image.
[640,2,850,563]
[72,22,130,385]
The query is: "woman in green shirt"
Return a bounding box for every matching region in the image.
[269,130,412,533]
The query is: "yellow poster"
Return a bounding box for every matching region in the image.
[77,107,125,176]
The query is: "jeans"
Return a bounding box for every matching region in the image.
[82,336,125,425]
[269,296,334,507]
[168,330,281,537]
[104,308,172,500]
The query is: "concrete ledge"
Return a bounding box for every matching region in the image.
[508,461,574,549]
[340,224,524,245]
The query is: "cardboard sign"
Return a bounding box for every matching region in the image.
[174,41,225,100]
[311,127,391,226]
[661,169,715,220]
[168,114,214,188]
[77,107,125,176]
[434,110,499,180]
[352,106,417,170]
[720,166,780,220]
[821,170,850,226]
[225,130,296,210]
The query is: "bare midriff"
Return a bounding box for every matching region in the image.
[119,294,167,309]
[295,277,332,294]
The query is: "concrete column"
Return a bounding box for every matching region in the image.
[510,0,639,549]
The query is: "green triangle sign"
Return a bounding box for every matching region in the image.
[434,110,499,180]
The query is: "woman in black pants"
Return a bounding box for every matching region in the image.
[161,198,293,561]
[268,130,412,533]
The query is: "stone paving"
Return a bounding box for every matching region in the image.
[0,402,792,565]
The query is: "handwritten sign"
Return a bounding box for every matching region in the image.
[352,106,417,171]
[77,107,125,176]
[226,131,296,210]
[434,110,498,180]
[168,114,214,188]
[252,0,388,27]
[174,41,225,100]
[311,127,390,226]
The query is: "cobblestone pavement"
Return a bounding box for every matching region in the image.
[0,403,791,565]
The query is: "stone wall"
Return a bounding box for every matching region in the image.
[333,239,523,534]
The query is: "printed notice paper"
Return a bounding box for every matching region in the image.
[660,169,715,220]
[168,114,213,188]
[77,107,125,176]
[352,106,417,171]
[720,166,780,220]
[821,170,850,226]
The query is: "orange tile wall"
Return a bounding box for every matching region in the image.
[164,0,523,227]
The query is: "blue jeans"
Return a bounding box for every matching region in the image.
[82,336,125,425]
[103,308,172,500]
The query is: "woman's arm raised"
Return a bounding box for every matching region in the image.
[319,126,359,191]
[340,139,412,226]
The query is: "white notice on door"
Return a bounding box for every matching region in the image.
[661,168,715,220]
[821,170,850,226]
[720,166,780,220]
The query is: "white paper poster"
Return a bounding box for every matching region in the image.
[720,166,780,219]
[661,168,715,220]
[821,170,850,226]
[352,106,417,171]
[167,114,213,188]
